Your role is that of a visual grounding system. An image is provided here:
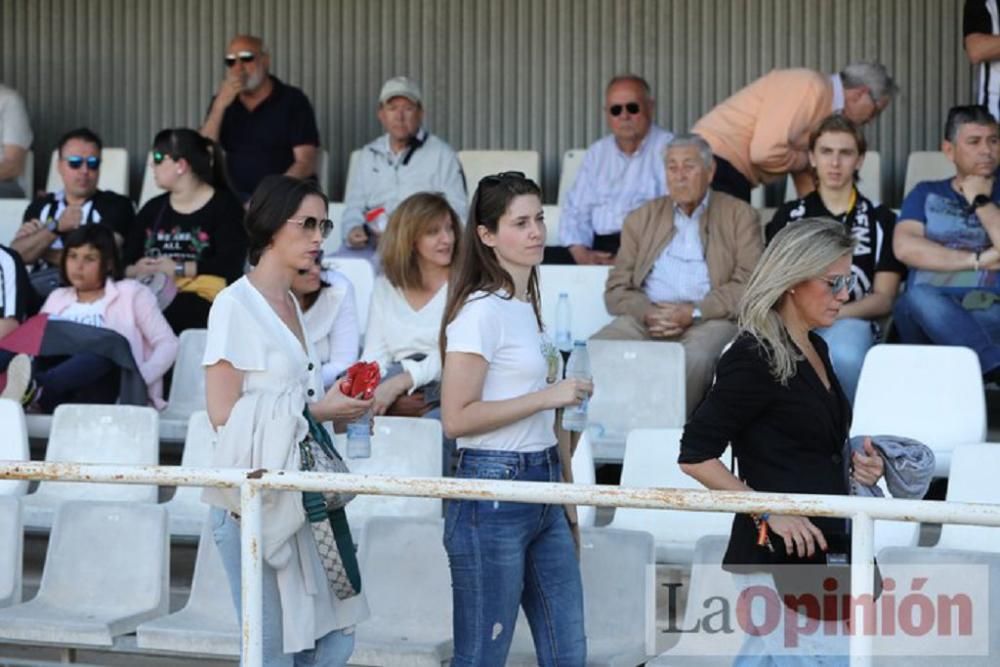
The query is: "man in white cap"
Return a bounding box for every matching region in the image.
[342,76,466,251]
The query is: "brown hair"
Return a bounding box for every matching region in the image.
[378,192,462,290]
[439,173,544,359]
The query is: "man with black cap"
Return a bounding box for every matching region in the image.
[342,76,466,251]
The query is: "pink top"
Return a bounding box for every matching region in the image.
[42,279,179,409]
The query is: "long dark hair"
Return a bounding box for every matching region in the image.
[153,128,231,192]
[439,172,543,358]
[244,175,328,266]
[59,224,123,286]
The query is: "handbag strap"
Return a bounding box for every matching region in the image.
[301,406,345,461]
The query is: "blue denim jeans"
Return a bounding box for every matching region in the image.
[443,446,586,666]
[210,507,355,667]
[892,284,1000,375]
[816,318,875,404]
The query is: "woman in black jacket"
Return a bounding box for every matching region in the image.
[679,218,885,662]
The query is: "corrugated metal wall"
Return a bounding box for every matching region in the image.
[0,0,973,206]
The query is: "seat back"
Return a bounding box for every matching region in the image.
[571,429,596,528]
[542,204,561,246]
[343,149,363,195]
[164,329,208,419]
[322,202,345,255]
[39,501,168,615]
[323,257,374,335]
[47,148,129,196]
[904,151,955,199]
[317,148,330,195]
[0,497,22,607]
[37,404,159,503]
[784,150,882,204]
[938,444,1000,552]
[14,150,32,199]
[0,399,29,496]
[0,198,29,245]
[342,416,443,522]
[851,345,986,476]
[536,265,613,342]
[164,411,215,536]
[557,148,587,205]
[457,150,541,203]
[137,152,165,208]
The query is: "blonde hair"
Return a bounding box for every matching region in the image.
[738,218,855,384]
[378,192,461,290]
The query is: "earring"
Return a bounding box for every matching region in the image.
[789,289,796,295]
[176,169,183,175]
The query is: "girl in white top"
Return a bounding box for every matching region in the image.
[362,192,460,416]
[203,175,372,666]
[440,172,593,665]
[291,257,360,389]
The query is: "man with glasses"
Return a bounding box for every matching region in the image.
[550,74,673,265]
[10,128,134,296]
[199,34,320,201]
[0,82,33,198]
[693,62,897,203]
[894,104,1000,384]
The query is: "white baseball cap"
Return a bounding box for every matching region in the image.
[378,76,423,105]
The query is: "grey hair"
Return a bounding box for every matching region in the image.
[840,62,899,100]
[605,74,653,100]
[664,133,714,170]
[738,218,855,385]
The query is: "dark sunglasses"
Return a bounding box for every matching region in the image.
[224,51,256,67]
[64,155,101,171]
[609,102,641,117]
[151,150,172,165]
[819,273,858,294]
[479,171,527,188]
[288,216,335,239]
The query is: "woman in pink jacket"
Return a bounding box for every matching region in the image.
[6,224,178,412]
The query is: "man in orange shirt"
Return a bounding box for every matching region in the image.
[693,62,897,202]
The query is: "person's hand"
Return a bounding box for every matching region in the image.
[644,303,687,339]
[58,205,83,233]
[14,219,41,239]
[132,257,163,278]
[958,174,995,202]
[319,382,374,421]
[851,436,884,486]
[977,246,1000,271]
[371,375,407,416]
[213,73,243,110]
[766,514,828,558]
[543,377,594,410]
[568,245,614,265]
[659,303,695,329]
[346,226,369,249]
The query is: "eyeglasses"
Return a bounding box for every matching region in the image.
[64,155,101,171]
[224,51,256,67]
[152,150,172,165]
[288,216,334,239]
[819,273,858,294]
[609,102,641,117]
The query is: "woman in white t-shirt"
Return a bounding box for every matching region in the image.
[203,175,373,666]
[440,172,593,665]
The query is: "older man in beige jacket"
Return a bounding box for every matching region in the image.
[594,134,762,413]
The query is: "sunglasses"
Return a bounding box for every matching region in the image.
[64,155,101,171]
[288,216,334,239]
[479,171,527,188]
[819,273,858,294]
[151,150,172,165]
[609,102,641,117]
[224,51,256,67]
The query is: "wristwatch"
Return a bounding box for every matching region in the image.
[972,194,993,212]
[692,307,703,321]
[174,262,185,278]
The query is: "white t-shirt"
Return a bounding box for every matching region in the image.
[54,295,109,328]
[445,291,555,452]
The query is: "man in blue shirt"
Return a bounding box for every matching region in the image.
[894,104,1000,380]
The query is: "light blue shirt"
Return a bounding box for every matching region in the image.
[559,124,674,247]
[643,193,711,304]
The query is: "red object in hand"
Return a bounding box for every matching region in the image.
[339,361,380,399]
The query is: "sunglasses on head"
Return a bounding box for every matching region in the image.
[64,155,101,171]
[224,51,256,67]
[819,273,858,294]
[609,102,641,117]
[479,171,527,189]
[288,216,334,239]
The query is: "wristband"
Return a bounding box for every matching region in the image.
[174,262,186,278]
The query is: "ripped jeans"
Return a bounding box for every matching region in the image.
[443,446,586,666]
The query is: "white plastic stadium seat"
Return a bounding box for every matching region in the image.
[586,340,686,462]
[750,185,765,208]
[0,501,169,646]
[138,151,164,208]
[608,428,732,564]
[324,256,374,336]
[0,198,30,245]
[571,429,597,528]
[136,515,238,656]
[322,202,345,255]
[159,328,208,442]
[850,345,986,477]
[343,148,362,196]
[784,150,882,204]
[557,148,587,205]
[903,151,955,199]
[14,150,32,199]
[457,150,541,202]
[21,404,160,529]
[317,147,330,196]
[542,204,561,246]
[0,497,22,608]
[0,399,29,497]
[937,444,1000,552]
[537,265,614,342]
[163,411,214,538]
[46,147,129,197]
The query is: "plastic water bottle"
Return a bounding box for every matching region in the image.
[346,411,372,458]
[555,292,572,352]
[562,340,591,432]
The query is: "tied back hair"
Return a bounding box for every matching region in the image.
[439,173,543,360]
[738,217,855,384]
[153,128,232,193]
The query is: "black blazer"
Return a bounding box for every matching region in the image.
[679,330,852,568]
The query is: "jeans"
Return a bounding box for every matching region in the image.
[210,507,355,667]
[892,284,1000,376]
[34,352,120,412]
[815,318,875,404]
[443,446,586,666]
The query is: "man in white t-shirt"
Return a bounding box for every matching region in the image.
[0,83,32,199]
